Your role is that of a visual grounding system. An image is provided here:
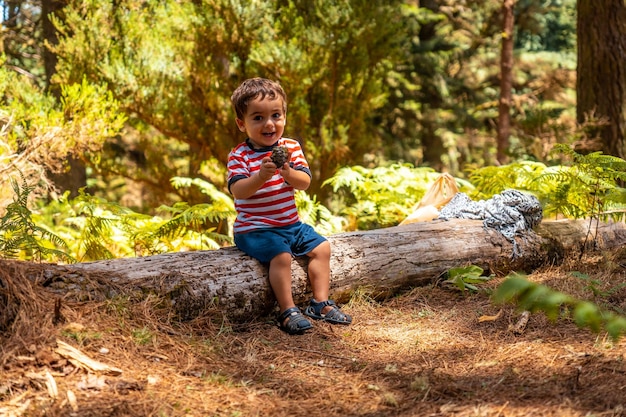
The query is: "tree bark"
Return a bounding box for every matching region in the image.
[41,0,87,198]
[41,0,66,95]
[2,219,626,323]
[497,0,516,165]
[576,0,626,158]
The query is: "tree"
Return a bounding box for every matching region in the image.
[40,0,65,94]
[41,0,87,198]
[51,0,403,206]
[1,0,87,197]
[576,0,626,158]
[497,0,516,165]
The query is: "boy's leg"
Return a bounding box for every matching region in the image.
[305,240,352,324]
[270,251,313,333]
[306,240,331,311]
[269,251,297,312]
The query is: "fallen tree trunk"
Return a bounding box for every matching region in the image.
[2,219,625,322]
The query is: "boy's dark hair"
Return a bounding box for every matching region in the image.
[231,78,287,120]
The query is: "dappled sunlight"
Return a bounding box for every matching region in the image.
[2,248,626,416]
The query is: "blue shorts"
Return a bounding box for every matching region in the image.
[234,222,327,264]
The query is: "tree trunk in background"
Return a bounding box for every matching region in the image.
[497,0,515,165]
[41,0,87,198]
[2,219,626,326]
[576,0,626,159]
[41,0,66,96]
[421,116,446,172]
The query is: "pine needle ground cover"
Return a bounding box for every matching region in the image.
[1,248,626,417]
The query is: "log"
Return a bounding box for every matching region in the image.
[2,219,626,322]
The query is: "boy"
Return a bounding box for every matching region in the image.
[227,78,352,335]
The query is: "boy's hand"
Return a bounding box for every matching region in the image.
[277,160,291,178]
[277,157,310,190]
[259,156,279,181]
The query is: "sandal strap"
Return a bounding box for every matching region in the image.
[279,306,303,322]
[278,306,313,334]
[309,299,336,315]
[307,299,351,324]
[321,305,348,322]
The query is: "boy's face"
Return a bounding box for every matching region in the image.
[235,96,286,149]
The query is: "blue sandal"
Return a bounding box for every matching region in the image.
[304,299,352,325]
[278,307,313,335]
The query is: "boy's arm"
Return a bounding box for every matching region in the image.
[230,156,278,199]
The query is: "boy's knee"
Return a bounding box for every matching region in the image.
[271,251,292,265]
[311,240,331,258]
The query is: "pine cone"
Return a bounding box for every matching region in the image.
[271,146,289,167]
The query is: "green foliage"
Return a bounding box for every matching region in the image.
[52,0,403,204]
[131,326,155,346]
[466,146,626,221]
[281,144,625,232]
[493,273,626,341]
[377,1,577,172]
[4,170,346,262]
[294,191,345,236]
[514,0,577,52]
[162,176,236,248]
[546,145,626,220]
[572,271,626,300]
[33,178,236,261]
[323,164,471,230]
[0,62,126,206]
[0,3,46,87]
[0,175,74,263]
[146,201,232,252]
[40,191,136,261]
[58,78,128,158]
[467,161,554,199]
[444,265,494,293]
[7,1,582,210]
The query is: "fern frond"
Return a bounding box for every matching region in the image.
[171,177,236,208]
[295,191,346,235]
[323,166,368,193]
[81,238,115,261]
[0,173,74,262]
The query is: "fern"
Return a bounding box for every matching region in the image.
[467,148,626,221]
[144,202,233,251]
[63,192,135,261]
[323,163,471,230]
[547,145,626,220]
[35,184,236,260]
[295,191,345,236]
[126,176,237,253]
[467,161,551,199]
[0,175,75,263]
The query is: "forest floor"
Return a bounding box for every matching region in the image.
[1,248,626,417]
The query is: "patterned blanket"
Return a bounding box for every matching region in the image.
[438,189,543,257]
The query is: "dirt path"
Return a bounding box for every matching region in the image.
[1,252,626,417]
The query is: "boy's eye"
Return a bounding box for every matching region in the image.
[253,116,263,121]
[272,113,282,119]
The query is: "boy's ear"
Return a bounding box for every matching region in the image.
[235,118,247,132]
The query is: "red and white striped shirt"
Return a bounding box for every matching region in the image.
[227,137,311,234]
